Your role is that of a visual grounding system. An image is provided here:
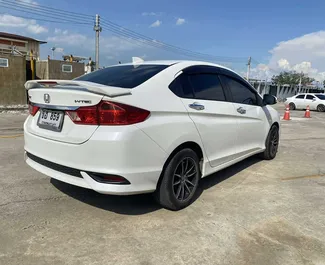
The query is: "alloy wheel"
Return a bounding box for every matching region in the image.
[317,105,325,112]
[270,129,279,157]
[172,157,198,202]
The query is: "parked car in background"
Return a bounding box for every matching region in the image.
[24,60,280,210]
[285,93,325,112]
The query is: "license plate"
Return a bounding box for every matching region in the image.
[37,109,64,132]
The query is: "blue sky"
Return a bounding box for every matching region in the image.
[1,0,325,80]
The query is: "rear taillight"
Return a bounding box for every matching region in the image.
[67,106,98,125]
[29,104,39,116]
[66,101,150,125]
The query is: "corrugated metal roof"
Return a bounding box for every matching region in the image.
[0,32,47,44]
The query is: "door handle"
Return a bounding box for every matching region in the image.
[189,102,205,111]
[237,107,246,114]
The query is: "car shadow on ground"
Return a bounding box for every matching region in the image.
[51,156,261,215]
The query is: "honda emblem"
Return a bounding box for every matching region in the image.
[44,93,50,103]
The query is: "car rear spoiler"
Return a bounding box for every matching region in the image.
[24,80,132,98]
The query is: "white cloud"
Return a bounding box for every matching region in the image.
[47,30,148,56]
[149,20,162,28]
[250,31,325,81]
[54,28,68,35]
[17,0,38,5]
[176,18,185,25]
[269,31,325,71]
[0,14,47,34]
[47,32,87,46]
[142,12,162,16]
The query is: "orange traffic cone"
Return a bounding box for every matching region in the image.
[283,105,291,120]
[304,105,311,118]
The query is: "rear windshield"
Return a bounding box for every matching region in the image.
[75,64,169,88]
[316,94,325,100]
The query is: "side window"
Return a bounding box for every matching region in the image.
[220,75,257,105]
[168,75,194,98]
[168,77,183,97]
[306,95,315,100]
[188,74,226,101]
[296,95,305,99]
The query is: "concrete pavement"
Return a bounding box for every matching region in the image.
[1,104,325,265]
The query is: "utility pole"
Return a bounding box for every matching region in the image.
[94,14,102,70]
[246,56,251,82]
[298,71,302,93]
[30,49,35,80]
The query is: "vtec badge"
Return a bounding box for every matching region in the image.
[75,100,92,104]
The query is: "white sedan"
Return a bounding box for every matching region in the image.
[24,60,280,210]
[285,93,325,112]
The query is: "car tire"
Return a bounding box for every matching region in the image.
[289,103,296,110]
[317,104,325,112]
[154,148,200,211]
[259,125,279,160]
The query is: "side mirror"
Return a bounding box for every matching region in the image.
[263,94,277,105]
[312,98,317,101]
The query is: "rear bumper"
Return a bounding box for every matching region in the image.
[24,123,167,195]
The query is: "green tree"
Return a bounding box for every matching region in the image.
[271,71,314,86]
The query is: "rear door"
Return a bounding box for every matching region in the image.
[294,94,306,109]
[219,73,269,156]
[26,88,103,144]
[174,66,239,167]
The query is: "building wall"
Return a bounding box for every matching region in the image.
[26,40,41,60]
[48,60,84,80]
[0,37,41,59]
[36,61,49,79]
[0,37,27,55]
[0,54,27,105]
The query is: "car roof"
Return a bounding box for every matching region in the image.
[111,60,234,72]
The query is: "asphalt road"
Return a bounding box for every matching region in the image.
[1,105,325,265]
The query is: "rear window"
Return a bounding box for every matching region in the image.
[75,64,169,88]
[316,94,325,100]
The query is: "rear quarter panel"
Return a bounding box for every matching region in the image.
[103,62,208,173]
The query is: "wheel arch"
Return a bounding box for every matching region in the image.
[317,103,325,112]
[156,141,205,189]
[272,122,280,129]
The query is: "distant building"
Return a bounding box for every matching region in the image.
[0,32,47,105]
[36,59,85,80]
[0,32,46,60]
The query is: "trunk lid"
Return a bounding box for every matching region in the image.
[25,80,131,144]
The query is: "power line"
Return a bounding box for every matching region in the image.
[100,25,233,62]
[0,12,91,25]
[101,23,246,63]
[1,0,93,21]
[1,0,248,65]
[0,1,93,24]
[101,19,247,63]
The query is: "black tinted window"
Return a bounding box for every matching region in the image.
[296,95,305,99]
[75,64,169,88]
[306,95,315,100]
[316,94,325,100]
[169,75,194,98]
[188,74,225,101]
[221,75,257,105]
[169,77,183,97]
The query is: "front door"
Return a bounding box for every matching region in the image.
[219,75,269,157]
[178,72,239,167]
